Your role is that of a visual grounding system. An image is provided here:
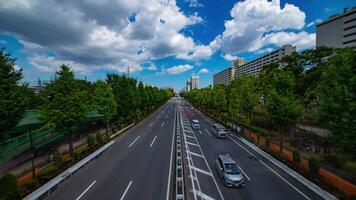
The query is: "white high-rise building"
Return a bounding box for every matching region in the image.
[190,75,199,90]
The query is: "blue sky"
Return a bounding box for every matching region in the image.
[0,0,354,90]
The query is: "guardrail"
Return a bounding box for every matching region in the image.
[23,140,115,200]
[175,107,185,200]
[110,123,134,139]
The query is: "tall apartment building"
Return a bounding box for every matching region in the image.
[316,7,356,48]
[213,58,245,86]
[213,67,236,86]
[185,75,199,91]
[234,44,296,78]
[191,75,199,90]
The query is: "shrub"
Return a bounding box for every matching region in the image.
[53,152,63,167]
[293,150,301,164]
[309,158,320,178]
[87,135,95,149]
[0,174,20,200]
[37,165,58,184]
[322,154,347,168]
[20,179,38,197]
[96,133,104,146]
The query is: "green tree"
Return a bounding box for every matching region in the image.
[229,76,259,126]
[0,49,28,142]
[40,65,90,157]
[92,80,117,136]
[265,70,303,152]
[315,48,356,154]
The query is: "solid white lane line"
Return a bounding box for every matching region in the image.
[120,181,133,200]
[148,122,154,127]
[259,160,311,200]
[228,135,310,200]
[240,168,251,181]
[205,129,212,136]
[166,105,177,200]
[128,136,140,148]
[150,136,157,148]
[75,180,96,200]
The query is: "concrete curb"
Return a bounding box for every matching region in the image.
[238,137,337,200]
[23,140,115,200]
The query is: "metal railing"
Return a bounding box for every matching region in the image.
[175,105,185,200]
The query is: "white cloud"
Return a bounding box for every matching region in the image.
[147,63,157,71]
[0,40,7,45]
[165,64,193,74]
[177,35,221,60]
[222,54,239,61]
[185,0,204,8]
[0,0,205,74]
[29,55,90,74]
[198,68,209,74]
[261,31,316,50]
[255,47,274,54]
[306,18,323,27]
[221,0,313,54]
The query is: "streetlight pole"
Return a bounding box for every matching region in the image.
[29,123,36,179]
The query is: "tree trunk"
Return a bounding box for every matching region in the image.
[106,121,109,137]
[69,134,74,157]
[279,128,284,152]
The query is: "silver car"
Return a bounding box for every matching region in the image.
[215,153,245,187]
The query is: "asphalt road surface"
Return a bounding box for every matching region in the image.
[45,97,325,200]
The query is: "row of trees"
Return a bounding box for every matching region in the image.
[0,49,173,156]
[183,47,355,155]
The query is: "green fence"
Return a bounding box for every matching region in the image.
[0,128,65,165]
[0,110,104,165]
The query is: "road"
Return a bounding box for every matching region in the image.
[180,100,323,200]
[48,98,177,200]
[45,97,325,200]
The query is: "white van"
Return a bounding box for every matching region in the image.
[212,123,227,138]
[191,119,200,129]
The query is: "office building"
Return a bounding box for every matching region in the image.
[234,44,296,78]
[316,7,356,48]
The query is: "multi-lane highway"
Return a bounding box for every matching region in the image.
[48,99,177,200]
[45,97,325,200]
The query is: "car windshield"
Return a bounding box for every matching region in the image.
[224,163,241,174]
[219,128,226,132]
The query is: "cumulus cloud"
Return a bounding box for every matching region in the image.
[222,54,240,61]
[198,68,209,74]
[306,18,323,27]
[165,64,193,74]
[0,0,204,74]
[221,0,314,54]
[177,35,221,61]
[185,0,204,8]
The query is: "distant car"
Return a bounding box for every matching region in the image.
[191,119,200,129]
[215,153,245,187]
[189,106,193,110]
[212,123,228,138]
